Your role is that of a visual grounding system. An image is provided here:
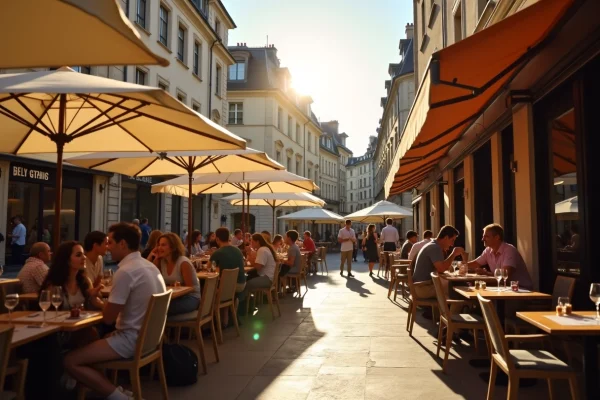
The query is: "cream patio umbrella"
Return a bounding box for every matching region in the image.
[0,67,246,249]
[151,170,319,233]
[345,200,412,224]
[221,192,326,235]
[66,149,283,252]
[0,0,169,68]
[278,208,345,236]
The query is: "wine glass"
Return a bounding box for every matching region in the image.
[501,268,509,290]
[0,265,4,278]
[451,261,458,274]
[457,261,463,275]
[103,269,113,286]
[39,290,51,327]
[4,293,19,325]
[51,286,63,319]
[589,283,600,321]
[494,268,503,292]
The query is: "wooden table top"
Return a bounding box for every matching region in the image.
[454,286,552,300]
[0,311,103,332]
[517,311,600,335]
[101,285,193,299]
[441,272,498,282]
[0,278,20,286]
[1,324,60,348]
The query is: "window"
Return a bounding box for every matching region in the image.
[158,79,168,91]
[136,0,147,29]
[454,3,463,43]
[177,25,186,62]
[277,107,283,130]
[276,151,281,162]
[308,168,312,179]
[228,60,245,81]
[296,124,300,143]
[159,5,169,47]
[215,18,221,38]
[350,193,353,201]
[288,116,293,137]
[421,0,426,37]
[296,160,300,174]
[177,92,186,104]
[193,41,201,76]
[192,102,201,112]
[73,66,91,74]
[228,103,243,125]
[350,181,353,189]
[135,68,146,85]
[191,0,209,15]
[215,64,222,95]
[287,157,291,171]
[314,136,317,152]
[308,133,312,151]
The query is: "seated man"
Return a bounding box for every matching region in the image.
[302,231,317,272]
[280,230,301,277]
[231,229,244,247]
[17,242,52,293]
[466,223,533,289]
[64,223,166,400]
[400,231,418,259]
[408,230,433,261]
[413,225,465,299]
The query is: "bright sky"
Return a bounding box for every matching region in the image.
[226,0,413,156]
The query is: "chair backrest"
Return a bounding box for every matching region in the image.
[318,247,326,260]
[217,268,239,304]
[431,273,449,319]
[270,263,281,291]
[477,293,512,368]
[552,275,576,308]
[0,326,14,392]
[407,267,417,298]
[136,291,172,358]
[198,276,219,321]
[300,254,307,274]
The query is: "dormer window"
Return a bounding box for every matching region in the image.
[228,59,245,81]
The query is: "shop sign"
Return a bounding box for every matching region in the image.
[10,163,53,182]
[123,175,156,185]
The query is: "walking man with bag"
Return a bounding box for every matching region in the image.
[338,220,356,278]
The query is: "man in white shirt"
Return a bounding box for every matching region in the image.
[9,216,26,265]
[65,222,166,400]
[84,231,108,288]
[338,220,356,277]
[231,229,244,247]
[408,230,434,260]
[380,218,400,251]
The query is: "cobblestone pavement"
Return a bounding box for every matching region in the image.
[143,253,567,399]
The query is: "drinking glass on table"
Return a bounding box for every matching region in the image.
[589,283,600,321]
[501,268,509,290]
[0,264,4,277]
[103,268,113,286]
[494,268,503,292]
[39,290,51,327]
[451,261,458,274]
[4,293,19,325]
[51,286,63,319]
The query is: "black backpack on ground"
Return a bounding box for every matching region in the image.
[162,343,198,386]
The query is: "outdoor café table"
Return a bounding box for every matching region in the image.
[0,323,60,348]
[517,310,600,398]
[440,272,498,299]
[0,310,103,332]
[0,278,20,286]
[454,286,552,386]
[101,285,193,299]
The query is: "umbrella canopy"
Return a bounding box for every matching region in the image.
[0,67,246,249]
[555,196,578,214]
[0,0,169,68]
[222,192,326,235]
[151,170,318,197]
[278,208,345,224]
[345,200,412,223]
[66,149,282,251]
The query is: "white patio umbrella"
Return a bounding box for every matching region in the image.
[555,196,578,220]
[152,170,319,233]
[221,193,326,235]
[278,209,345,233]
[66,149,283,252]
[0,0,169,68]
[0,67,246,249]
[345,200,412,224]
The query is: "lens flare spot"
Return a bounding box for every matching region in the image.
[253,333,260,341]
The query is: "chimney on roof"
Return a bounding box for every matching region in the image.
[405,23,414,40]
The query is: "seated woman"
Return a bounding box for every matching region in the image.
[272,234,284,252]
[141,229,162,259]
[186,230,204,257]
[240,233,277,315]
[202,231,217,251]
[148,232,201,316]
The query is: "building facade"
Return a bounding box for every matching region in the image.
[388,0,599,312]
[373,23,415,236]
[347,137,376,215]
[225,44,323,234]
[0,0,237,264]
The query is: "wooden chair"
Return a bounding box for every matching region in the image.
[167,276,219,375]
[376,251,386,277]
[285,254,308,298]
[246,264,282,320]
[214,269,241,344]
[387,255,410,300]
[406,267,439,336]
[431,273,489,373]
[79,291,173,400]
[316,247,328,274]
[477,293,579,400]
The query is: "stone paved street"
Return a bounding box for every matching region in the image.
[143,253,560,399]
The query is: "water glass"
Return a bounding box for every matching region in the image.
[501,268,509,289]
[103,269,113,286]
[494,268,503,292]
[511,281,519,292]
[4,293,19,325]
[51,286,63,319]
[589,283,600,320]
[39,290,51,327]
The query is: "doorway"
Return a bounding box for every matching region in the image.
[453,164,465,249]
[473,141,494,255]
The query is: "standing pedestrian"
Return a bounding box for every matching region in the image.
[139,218,151,248]
[9,216,26,265]
[338,220,356,277]
[380,218,400,252]
[365,224,379,276]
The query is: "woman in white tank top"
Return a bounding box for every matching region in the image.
[148,232,201,315]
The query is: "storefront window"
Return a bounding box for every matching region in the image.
[120,180,160,229]
[79,188,91,242]
[171,196,181,237]
[551,108,580,276]
[43,187,77,242]
[6,182,40,254]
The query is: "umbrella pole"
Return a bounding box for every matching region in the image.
[241,191,246,233]
[187,172,193,255]
[52,94,67,251]
[272,205,276,236]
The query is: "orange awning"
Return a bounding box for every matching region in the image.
[386,0,574,197]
